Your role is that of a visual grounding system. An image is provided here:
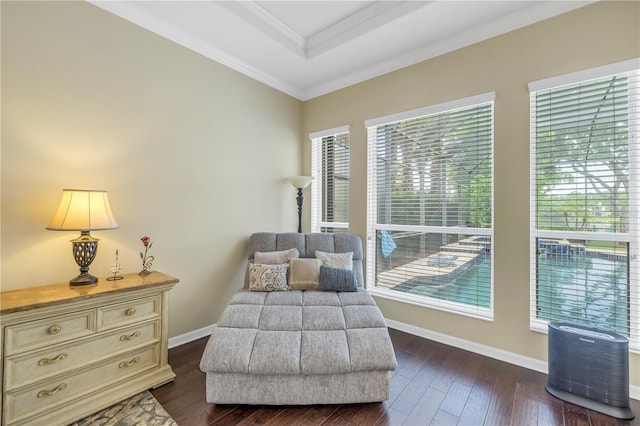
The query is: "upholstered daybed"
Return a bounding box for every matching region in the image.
[199,232,397,405]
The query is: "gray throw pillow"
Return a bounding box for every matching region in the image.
[318,266,358,292]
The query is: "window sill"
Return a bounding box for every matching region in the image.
[367,286,493,322]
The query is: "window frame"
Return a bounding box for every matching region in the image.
[528,58,640,351]
[365,93,496,320]
[310,125,350,233]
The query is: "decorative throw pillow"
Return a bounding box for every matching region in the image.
[248,263,288,292]
[254,248,299,264]
[288,258,323,290]
[319,266,358,292]
[315,250,353,270]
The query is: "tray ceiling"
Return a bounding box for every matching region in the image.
[90,1,595,100]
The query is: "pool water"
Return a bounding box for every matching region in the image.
[536,256,628,335]
[399,255,628,336]
[403,255,492,308]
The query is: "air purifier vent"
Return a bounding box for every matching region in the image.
[546,321,634,420]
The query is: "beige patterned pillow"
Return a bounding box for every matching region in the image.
[288,258,323,290]
[315,250,353,270]
[254,248,299,264]
[248,263,288,291]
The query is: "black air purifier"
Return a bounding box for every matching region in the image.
[546,321,634,420]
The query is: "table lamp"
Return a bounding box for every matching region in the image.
[47,189,119,285]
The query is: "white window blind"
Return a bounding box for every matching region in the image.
[529,59,640,350]
[366,93,495,319]
[310,126,350,233]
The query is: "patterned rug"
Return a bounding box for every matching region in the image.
[69,391,177,426]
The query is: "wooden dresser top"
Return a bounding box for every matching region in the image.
[1,271,179,314]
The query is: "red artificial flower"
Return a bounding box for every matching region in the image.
[139,236,154,275]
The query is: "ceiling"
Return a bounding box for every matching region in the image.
[89,1,595,101]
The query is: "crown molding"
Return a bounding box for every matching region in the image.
[89,0,597,102]
[304,1,428,59]
[218,1,306,58]
[298,0,596,100]
[221,1,429,60]
[89,0,306,99]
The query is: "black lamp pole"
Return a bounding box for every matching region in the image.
[287,176,312,233]
[296,187,304,233]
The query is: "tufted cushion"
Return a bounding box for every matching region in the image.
[201,290,397,376]
[201,232,397,406]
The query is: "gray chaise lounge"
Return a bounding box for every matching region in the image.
[199,232,397,405]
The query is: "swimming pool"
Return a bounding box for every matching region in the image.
[395,254,628,335]
[400,255,492,308]
[536,255,628,335]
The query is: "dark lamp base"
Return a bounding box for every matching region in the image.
[69,231,100,286]
[69,273,98,286]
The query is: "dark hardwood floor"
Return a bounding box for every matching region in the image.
[152,328,640,425]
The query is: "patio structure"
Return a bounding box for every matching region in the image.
[377,236,488,291]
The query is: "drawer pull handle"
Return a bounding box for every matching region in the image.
[119,357,140,368]
[47,325,62,335]
[37,383,67,398]
[38,352,68,366]
[125,308,136,316]
[119,331,141,341]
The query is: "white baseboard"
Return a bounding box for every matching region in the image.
[168,324,215,349]
[385,318,640,401]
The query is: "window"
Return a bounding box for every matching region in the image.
[529,59,640,350]
[366,93,495,319]
[310,126,350,233]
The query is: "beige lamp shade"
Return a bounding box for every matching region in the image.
[47,189,119,231]
[287,176,313,189]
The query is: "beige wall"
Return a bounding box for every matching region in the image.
[302,1,640,386]
[1,1,302,336]
[2,0,639,388]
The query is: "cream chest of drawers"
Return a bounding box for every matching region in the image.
[0,271,178,426]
